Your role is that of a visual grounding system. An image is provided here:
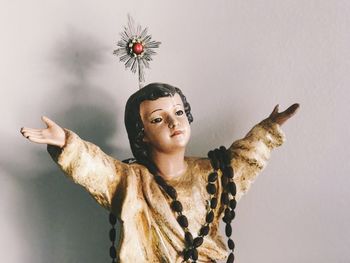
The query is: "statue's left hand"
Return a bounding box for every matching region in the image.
[20,116,66,147]
[268,103,300,126]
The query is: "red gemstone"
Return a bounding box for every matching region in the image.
[132,42,144,55]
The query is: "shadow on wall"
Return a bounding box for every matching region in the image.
[4,29,125,263]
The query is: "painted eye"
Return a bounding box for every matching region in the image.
[151,117,162,124]
[175,110,184,116]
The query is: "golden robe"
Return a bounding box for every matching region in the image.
[47,119,285,263]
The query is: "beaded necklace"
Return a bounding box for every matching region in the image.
[109,146,237,263]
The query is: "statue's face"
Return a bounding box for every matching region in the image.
[140,93,191,154]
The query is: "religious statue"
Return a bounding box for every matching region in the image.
[20,16,299,263]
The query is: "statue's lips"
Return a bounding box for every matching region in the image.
[171,130,184,137]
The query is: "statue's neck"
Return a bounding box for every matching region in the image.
[150,149,187,180]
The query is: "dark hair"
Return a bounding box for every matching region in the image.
[124,83,193,164]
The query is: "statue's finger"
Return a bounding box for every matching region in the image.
[23,132,44,139]
[41,116,57,128]
[21,131,29,138]
[269,104,279,117]
[285,103,300,115]
[21,127,44,133]
[22,129,42,134]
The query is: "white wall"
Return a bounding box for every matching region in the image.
[1,0,349,262]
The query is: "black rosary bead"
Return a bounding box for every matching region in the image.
[223,210,235,223]
[191,248,198,260]
[220,161,226,172]
[214,150,222,170]
[224,208,233,221]
[229,199,237,210]
[230,210,236,221]
[109,246,116,258]
[210,197,218,209]
[109,228,116,242]
[185,231,193,246]
[227,182,236,195]
[208,151,219,170]
[193,236,204,248]
[222,214,232,224]
[214,150,225,171]
[227,239,235,250]
[183,249,192,261]
[221,192,229,205]
[177,215,189,228]
[208,172,218,182]
[227,252,234,263]
[223,166,234,178]
[166,185,177,199]
[212,159,220,171]
[109,213,117,225]
[221,175,228,188]
[220,146,230,165]
[214,148,222,160]
[199,225,210,236]
[225,224,232,237]
[206,210,214,223]
[206,183,217,194]
[171,200,183,212]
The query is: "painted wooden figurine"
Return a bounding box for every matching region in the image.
[21,83,299,262]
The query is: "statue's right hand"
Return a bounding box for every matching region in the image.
[20,116,66,148]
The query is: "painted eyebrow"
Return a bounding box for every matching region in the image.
[150,109,162,114]
[150,104,182,114]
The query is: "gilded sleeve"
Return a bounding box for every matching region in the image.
[47,129,128,210]
[228,119,286,201]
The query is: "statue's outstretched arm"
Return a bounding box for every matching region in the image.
[228,103,300,201]
[21,117,128,211]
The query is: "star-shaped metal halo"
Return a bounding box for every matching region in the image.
[113,15,161,88]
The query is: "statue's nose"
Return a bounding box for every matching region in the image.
[168,116,179,128]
